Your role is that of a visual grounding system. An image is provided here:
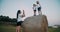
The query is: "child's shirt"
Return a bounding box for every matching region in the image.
[33,6,37,10]
[37,4,41,8]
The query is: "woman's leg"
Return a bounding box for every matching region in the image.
[16,26,21,32]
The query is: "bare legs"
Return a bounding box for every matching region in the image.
[34,11,36,16]
[16,26,21,32]
[38,11,42,15]
[34,11,42,16]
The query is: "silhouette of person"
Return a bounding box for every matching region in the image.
[33,4,37,16]
[16,10,25,32]
[36,1,42,15]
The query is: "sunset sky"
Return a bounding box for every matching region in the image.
[0,0,60,26]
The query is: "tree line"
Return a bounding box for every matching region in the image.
[0,15,17,25]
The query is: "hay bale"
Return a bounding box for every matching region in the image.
[22,15,48,32]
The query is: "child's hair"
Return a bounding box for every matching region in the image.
[17,10,21,18]
[36,1,39,4]
[33,4,36,6]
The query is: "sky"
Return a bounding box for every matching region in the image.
[0,0,60,26]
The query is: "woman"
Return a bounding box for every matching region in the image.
[36,1,42,15]
[16,10,25,32]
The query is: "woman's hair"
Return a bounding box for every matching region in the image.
[17,10,21,18]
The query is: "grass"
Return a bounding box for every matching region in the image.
[0,25,16,32]
[0,25,60,32]
[48,27,60,32]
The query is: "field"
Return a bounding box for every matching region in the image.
[0,25,60,32]
[48,27,60,32]
[0,25,16,32]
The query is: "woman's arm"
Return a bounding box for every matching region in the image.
[22,10,25,17]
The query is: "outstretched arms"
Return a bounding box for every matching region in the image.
[22,10,25,17]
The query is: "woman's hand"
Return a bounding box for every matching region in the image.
[22,10,25,17]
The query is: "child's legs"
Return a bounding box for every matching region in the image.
[38,11,42,15]
[38,7,42,15]
[34,10,36,16]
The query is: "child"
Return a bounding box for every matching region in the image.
[33,4,37,16]
[16,10,25,32]
[36,1,42,15]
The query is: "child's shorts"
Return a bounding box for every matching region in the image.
[34,10,36,12]
[38,7,41,11]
